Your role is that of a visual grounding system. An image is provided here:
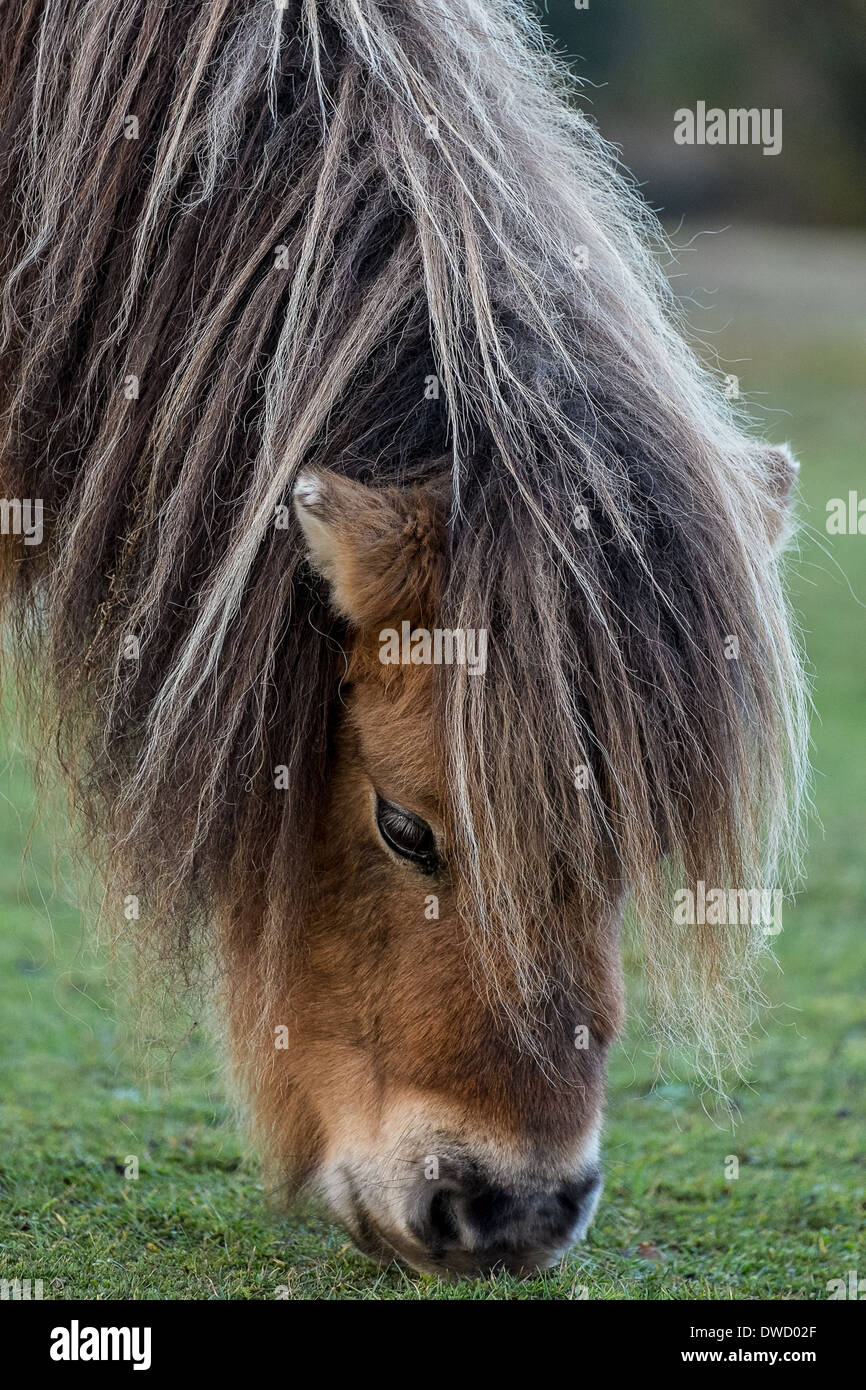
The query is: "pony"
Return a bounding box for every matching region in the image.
[0,0,807,1276]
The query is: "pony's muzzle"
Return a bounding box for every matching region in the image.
[323,1107,606,1277]
[403,1164,603,1276]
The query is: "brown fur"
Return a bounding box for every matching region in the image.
[224,469,622,1268]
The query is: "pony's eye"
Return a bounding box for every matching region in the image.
[375,795,438,874]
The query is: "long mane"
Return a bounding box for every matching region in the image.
[0,0,807,1086]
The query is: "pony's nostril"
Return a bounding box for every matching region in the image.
[463,1182,583,1249]
[410,1167,602,1271]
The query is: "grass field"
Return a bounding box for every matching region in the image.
[1,228,864,1300]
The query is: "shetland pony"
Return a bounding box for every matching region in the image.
[0,0,806,1275]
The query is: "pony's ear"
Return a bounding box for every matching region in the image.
[759,442,799,545]
[292,468,445,628]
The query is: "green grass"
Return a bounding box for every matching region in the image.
[1,228,864,1299]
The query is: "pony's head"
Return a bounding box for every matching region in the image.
[230,467,618,1273]
[0,0,807,1277]
[218,449,796,1276]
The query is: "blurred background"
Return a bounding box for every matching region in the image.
[1,0,864,1299]
[536,0,866,225]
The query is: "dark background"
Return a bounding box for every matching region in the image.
[535,0,866,225]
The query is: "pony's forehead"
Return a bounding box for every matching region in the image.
[347,638,444,822]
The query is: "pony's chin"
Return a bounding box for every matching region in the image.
[346,1217,586,1280]
[312,1111,605,1277]
[329,1170,603,1280]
